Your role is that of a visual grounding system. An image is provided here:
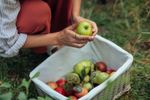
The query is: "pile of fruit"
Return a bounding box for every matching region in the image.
[47,60,116,100]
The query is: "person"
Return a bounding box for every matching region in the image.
[0,0,98,57]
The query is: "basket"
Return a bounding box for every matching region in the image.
[29,35,133,100]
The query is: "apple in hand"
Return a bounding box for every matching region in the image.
[76,21,93,36]
[95,61,107,72]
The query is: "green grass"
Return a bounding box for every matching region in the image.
[0,0,150,100]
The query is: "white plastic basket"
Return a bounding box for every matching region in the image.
[29,35,133,100]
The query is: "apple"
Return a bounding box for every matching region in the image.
[47,81,58,90]
[106,68,116,74]
[74,87,88,98]
[55,87,66,96]
[74,60,94,78]
[76,21,93,36]
[95,61,107,72]
[91,71,109,84]
[64,82,74,96]
[68,96,78,100]
[83,82,93,91]
[56,78,67,87]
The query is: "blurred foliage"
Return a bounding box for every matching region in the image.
[82,0,150,100]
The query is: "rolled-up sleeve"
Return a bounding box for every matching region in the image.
[0,0,27,57]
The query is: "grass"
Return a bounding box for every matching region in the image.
[0,0,150,100]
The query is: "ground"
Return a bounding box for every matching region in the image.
[0,0,150,100]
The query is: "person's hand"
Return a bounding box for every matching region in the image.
[56,24,94,48]
[73,16,98,37]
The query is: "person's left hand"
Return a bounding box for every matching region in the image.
[73,16,98,38]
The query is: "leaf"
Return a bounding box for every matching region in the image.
[0,92,12,100]
[80,66,86,80]
[29,99,37,100]
[0,82,11,88]
[17,92,27,100]
[0,81,2,85]
[37,97,45,100]
[45,96,53,100]
[124,42,137,54]
[31,72,40,79]
[19,79,30,91]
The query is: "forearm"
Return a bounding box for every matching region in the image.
[72,0,82,20]
[23,32,59,48]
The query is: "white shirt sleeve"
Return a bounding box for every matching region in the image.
[0,0,27,57]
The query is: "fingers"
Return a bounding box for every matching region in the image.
[90,21,98,36]
[67,42,86,48]
[68,30,94,41]
[72,38,88,44]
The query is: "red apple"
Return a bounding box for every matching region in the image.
[106,68,116,74]
[95,61,107,72]
[55,87,66,96]
[65,90,73,97]
[56,78,67,87]
[47,81,58,90]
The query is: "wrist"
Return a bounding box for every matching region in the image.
[47,32,60,46]
[52,31,63,46]
[72,15,80,23]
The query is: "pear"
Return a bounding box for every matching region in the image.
[74,60,94,79]
[91,71,109,84]
[83,75,90,83]
[66,73,80,85]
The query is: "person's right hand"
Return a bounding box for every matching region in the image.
[56,24,94,48]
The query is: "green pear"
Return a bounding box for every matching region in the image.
[74,60,94,79]
[66,73,80,85]
[91,71,109,84]
[83,75,90,83]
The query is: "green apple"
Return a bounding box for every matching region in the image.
[83,82,93,91]
[74,60,94,79]
[76,21,93,36]
[91,71,109,84]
